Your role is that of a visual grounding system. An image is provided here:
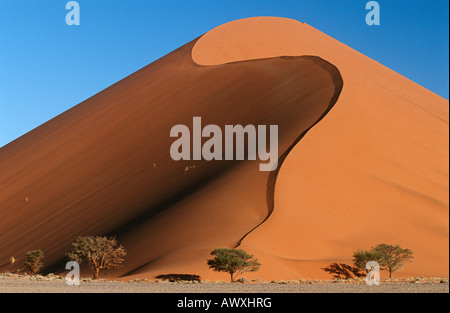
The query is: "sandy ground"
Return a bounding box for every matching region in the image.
[0,277,448,293]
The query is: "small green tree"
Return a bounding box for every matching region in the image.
[23,250,44,274]
[353,249,381,274]
[66,236,126,280]
[207,248,261,282]
[371,243,414,278]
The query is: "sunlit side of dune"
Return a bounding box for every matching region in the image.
[192,17,448,279]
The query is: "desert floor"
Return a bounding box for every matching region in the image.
[0,275,448,293]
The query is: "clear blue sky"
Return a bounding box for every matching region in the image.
[0,0,448,148]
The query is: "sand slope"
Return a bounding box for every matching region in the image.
[193,17,448,279]
[0,17,447,281]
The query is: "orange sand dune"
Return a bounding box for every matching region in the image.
[193,17,449,280]
[0,17,448,281]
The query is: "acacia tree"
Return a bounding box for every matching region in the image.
[353,249,381,274]
[23,250,44,274]
[66,236,126,280]
[207,248,260,282]
[371,243,414,278]
[353,244,414,278]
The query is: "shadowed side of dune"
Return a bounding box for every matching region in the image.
[0,31,343,278]
[111,55,342,279]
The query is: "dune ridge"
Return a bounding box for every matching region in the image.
[235,56,343,248]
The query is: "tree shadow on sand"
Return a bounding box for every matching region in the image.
[156,274,201,282]
[322,263,365,280]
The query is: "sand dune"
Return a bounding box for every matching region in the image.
[0,17,447,281]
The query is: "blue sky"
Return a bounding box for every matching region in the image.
[0,0,448,147]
